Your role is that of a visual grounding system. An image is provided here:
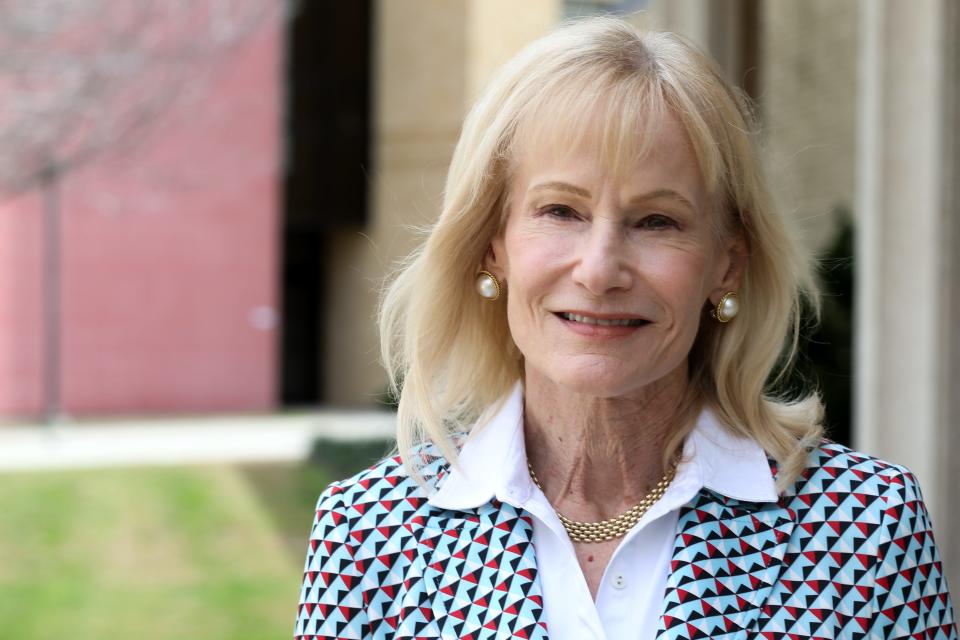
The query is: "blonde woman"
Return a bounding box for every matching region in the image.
[295,17,956,640]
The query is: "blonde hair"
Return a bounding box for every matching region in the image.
[380,17,823,493]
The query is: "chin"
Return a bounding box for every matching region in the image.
[529,350,684,400]
[544,361,641,399]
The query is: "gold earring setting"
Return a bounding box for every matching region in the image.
[711,291,739,322]
[476,270,501,300]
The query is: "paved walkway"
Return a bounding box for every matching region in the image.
[0,411,397,472]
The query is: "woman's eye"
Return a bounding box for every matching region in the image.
[540,204,579,220]
[636,214,679,230]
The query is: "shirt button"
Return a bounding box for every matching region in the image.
[611,574,627,589]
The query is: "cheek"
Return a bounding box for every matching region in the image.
[640,249,712,314]
[502,226,570,290]
[500,230,570,347]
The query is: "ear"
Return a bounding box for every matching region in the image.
[484,231,508,282]
[708,229,749,306]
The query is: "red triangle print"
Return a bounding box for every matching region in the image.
[292,441,956,640]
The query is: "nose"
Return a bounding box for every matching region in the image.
[571,217,632,295]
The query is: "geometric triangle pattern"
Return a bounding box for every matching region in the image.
[657,441,957,639]
[296,441,956,639]
[295,447,548,639]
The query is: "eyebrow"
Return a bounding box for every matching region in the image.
[529,181,591,198]
[629,188,697,212]
[529,181,697,212]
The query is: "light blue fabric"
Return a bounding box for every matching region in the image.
[295,442,957,639]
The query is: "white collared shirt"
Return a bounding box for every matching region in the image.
[429,382,779,640]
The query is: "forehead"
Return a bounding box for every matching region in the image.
[507,80,660,174]
[503,68,719,184]
[507,107,706,204]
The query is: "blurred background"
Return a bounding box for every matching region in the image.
[0,0,957,637]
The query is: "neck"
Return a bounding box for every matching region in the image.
[522,365,692,521]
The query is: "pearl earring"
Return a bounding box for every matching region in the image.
[711,291,740,323]
[475,270,501,300]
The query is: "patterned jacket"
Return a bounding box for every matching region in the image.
[295,441,957,639]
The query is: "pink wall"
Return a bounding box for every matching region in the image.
[0,16,281,418]
[0,192,45,416]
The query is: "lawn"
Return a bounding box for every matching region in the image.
[0,439,392,640]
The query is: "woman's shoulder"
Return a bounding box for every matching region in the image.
[783,439,929,514]
[313,442,450,516]
[797,438,920,483]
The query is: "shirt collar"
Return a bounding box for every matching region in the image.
[685,408,779,503]
[429,381,528,510]
[428,382,778,511]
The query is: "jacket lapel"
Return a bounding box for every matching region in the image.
[410,500,548,639]
[656,489,795,640]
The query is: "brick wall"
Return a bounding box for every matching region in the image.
[0,15,281,418]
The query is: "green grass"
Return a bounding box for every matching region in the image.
[0,439,391,640]
[240,438,396,562]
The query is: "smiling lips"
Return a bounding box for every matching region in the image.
[557,311,647,326]
[555,311,651,336]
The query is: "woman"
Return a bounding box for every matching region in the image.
[295,17,956,640]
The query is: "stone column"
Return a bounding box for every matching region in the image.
[323,0,558,405]
[643,0,758,96]
[940,0,960,596]
[854,0,958,588]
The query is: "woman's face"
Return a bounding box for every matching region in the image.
[488,112,746,399]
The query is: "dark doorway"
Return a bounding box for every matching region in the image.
[281,0,371,405]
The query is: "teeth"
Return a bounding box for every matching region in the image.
[560,312,644,327]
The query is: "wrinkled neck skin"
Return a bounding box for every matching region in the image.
[522,364,690,522]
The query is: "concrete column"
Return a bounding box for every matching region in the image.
[324,0,470,405]
[640,0,759,96]
[939,0,960,596]
[324,1,558,405]
[466,0,559,101]
[646,0,712,51]
[854,0,958,586]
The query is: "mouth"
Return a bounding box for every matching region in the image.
[555,311,651,327]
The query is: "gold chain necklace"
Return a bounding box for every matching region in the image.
[527,460,677,544]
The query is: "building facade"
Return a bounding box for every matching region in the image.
[0,10,282,418]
